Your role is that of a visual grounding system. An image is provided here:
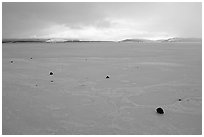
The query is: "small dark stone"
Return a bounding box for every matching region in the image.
[10,60,13,63]
[106,75,110,79]
[35,84,38,87]
[50,80,54,82]
[50,72,53,75]
[156,107,164,114]
[178,98,182,101]
[30,57,32,59]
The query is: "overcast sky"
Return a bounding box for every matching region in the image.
[2,2,202,40]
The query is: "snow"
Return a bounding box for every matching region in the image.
[2,42,202,134]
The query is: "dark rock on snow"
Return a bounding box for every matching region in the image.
[156,107,164,114]
[50,72,53,75]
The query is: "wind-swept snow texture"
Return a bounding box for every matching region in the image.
[2,42,202,135]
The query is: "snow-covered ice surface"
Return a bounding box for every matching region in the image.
[2,42,202,135]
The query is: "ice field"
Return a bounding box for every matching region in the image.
[2,42,202,134]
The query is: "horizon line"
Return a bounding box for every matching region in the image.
[2,37,202,41]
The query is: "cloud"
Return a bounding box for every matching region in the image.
[3,3,201,40]
[38,17,173,41]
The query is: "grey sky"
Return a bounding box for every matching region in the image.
[2,2,202,40]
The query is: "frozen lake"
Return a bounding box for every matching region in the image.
[2,42,202,134]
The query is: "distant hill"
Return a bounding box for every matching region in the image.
[2,38,80,43]
[158,37,202,43]
[45,38,80,43]
[120,38,202,43]
[2,38,48,43]
[2,37,202,43]
[120,39,156,43]
[2,38,114,43]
